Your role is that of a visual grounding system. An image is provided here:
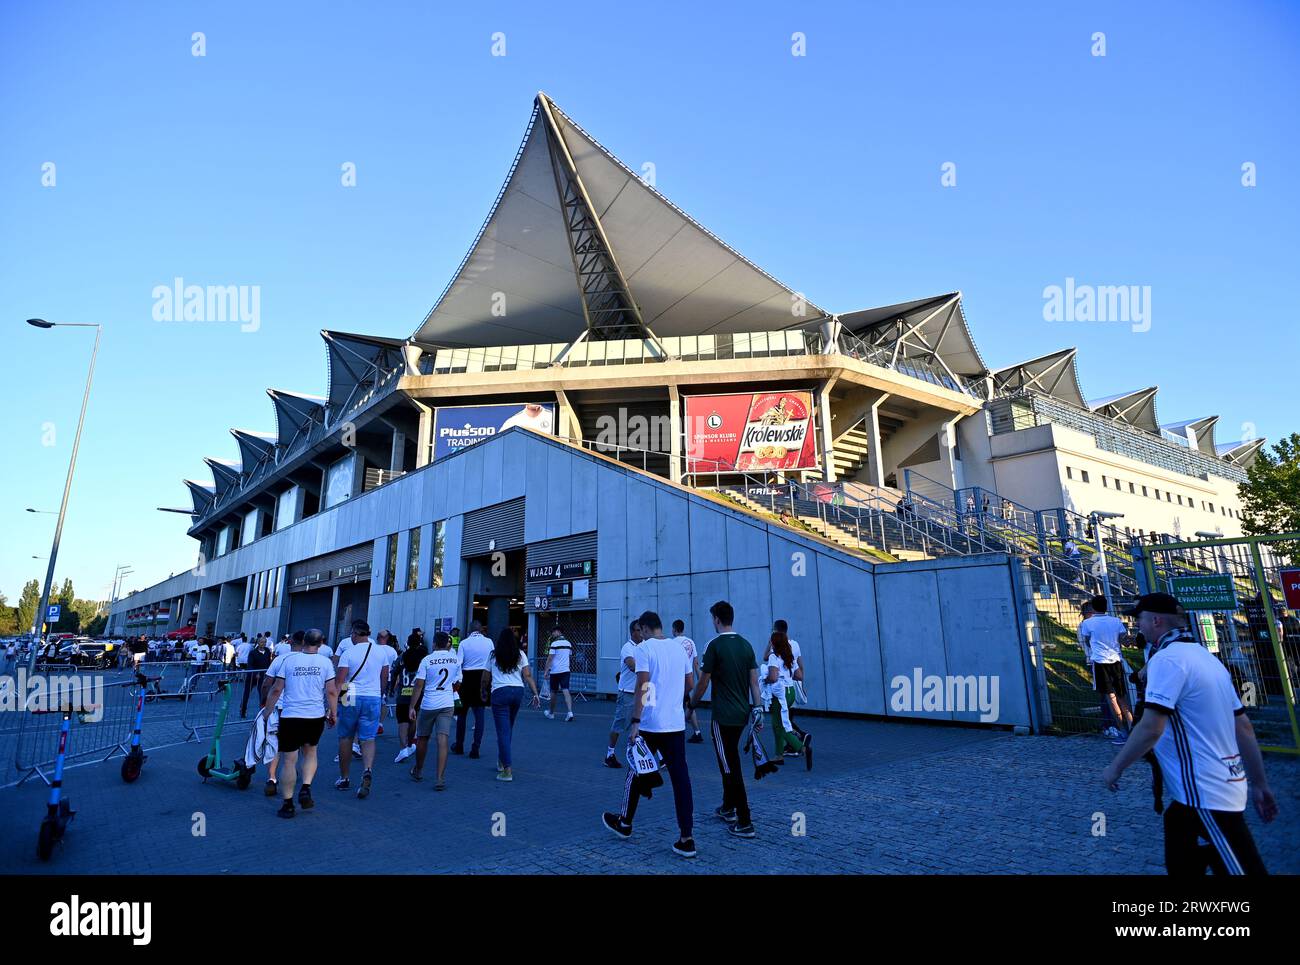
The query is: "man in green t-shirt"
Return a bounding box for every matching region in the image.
[689,599,762,839]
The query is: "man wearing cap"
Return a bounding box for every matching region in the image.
[1102,593,1278,875]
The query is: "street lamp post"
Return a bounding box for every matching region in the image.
[25,319,102,673]
[1090,510,1124,613]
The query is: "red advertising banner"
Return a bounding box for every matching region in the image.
[1281,569,1300,610]
[684,391,818,472]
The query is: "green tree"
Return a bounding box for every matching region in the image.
[1238,432,1300,563]
[16,579,41,635]
[0,591,15,635]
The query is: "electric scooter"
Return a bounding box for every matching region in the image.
[36,709,76,860]
[120,671,159,782]
[197,678,253,789]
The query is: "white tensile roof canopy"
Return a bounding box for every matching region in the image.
[413,93,827,348]
[988,348,1087,407]
[838,293,988,381]
[1089,387,1160,433]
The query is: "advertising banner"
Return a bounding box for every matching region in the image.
[684,391,818,472]
[432,402,556,461]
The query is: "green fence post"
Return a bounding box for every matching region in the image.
[1248,539,1300,753]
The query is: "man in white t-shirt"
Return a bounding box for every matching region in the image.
[333,620,395,798]
[544,630,575,722]
[602,611,696,858]
[672,620,704,742]
[605,619,643,768]
[191,638,211,672]
[500,403,553,433]
[452,622,493,757]
[262,628,338,818]
[1103,593,1277,875]
[1078,595,1134,742]
[408,631,462,789]
[333,619,368,669]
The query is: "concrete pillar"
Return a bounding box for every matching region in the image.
[817,378,838,482]
[668,386,682,483]
[390,428,406,472]
[326,584,341,647]
[414,401,433,469]
[555,389,582,442]
[866,392,891,489]
[938,414,963,490]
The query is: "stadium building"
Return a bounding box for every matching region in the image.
[108,94,1263,726]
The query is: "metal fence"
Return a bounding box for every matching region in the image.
[4,663,263,787]
[1136,534,1299,753]
[11,676,141,785]
[180,670,266,739]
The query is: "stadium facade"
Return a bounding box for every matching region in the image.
[108,94,1261,722]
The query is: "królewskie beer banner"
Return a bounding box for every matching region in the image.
[684,391,818,472]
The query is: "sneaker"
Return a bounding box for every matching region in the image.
[601,812,632,839]
[277,801,295,819]
[334,777,350,791]
[377,724,384,736]
[435,779,446,791]
[803,732,813,771]
[450,745,464,755]
[298,786,314,809]
[565,712,575,722]
[1109,734,1129,746]
[543,710,555,720]
[468,748,480,760]
[603,755,623,769]
[394,745,415,764]
[264,779,277,797]
[672,837,697,858]
[687,732,704,743]
[357,772,372,799]
[784,750,803,757]
[729,823,756,839]
[351,742,362,759]
[1102,726,1120,739]
[714,806,738,824]
[496,770,513,782]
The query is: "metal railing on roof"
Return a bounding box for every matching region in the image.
[988,390,1247,484]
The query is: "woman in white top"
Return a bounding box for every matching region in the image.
[480,628,540,782]
[764,632,805,764]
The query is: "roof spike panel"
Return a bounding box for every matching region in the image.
[838,293,988,379]
[1088,387,1160,434]
[321,330,407,414]
[989,347,1086,407]
[267,388,327,449]
[413,93,826,348]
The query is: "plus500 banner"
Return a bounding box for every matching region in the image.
[684,391,818,472]
[432,403,556,461]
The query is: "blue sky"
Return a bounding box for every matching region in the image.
[1,0,1297,602]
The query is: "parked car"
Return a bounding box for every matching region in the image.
[44,638,118,670]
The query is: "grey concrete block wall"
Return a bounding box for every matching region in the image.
[114,429,1042,729]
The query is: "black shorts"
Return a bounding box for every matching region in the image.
[396,699,411,721]
[1093,661,1127,695]
[549,671,570,691]
[1164,801,1267,875]
[278,716,326,753]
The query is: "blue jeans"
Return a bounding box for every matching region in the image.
[491,686,525,769]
